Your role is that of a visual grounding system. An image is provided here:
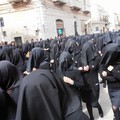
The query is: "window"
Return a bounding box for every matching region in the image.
[3,31,6,37]
[56,19,64,36]
[96,27,99,31]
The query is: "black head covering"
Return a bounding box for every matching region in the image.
[94,34,104,51]
[0,61,20,120]
[0,49,10,61]
[27,47,48,72]
[100,43,120,67]
[59,52,73,75]
[103,32,112,45]
[50,39,58,46]
[2,46,13,62]
[12,48,24,68]
[81,39,96,66]
[0,61,20,91]
[64,39,78,57]
[79,35,90,46]
[22,43,31,55]
[43,39,50,49]
[110,32,119,43]
[115,36,120,45]
[34,42,40,48]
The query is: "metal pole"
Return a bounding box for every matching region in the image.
[0,26,4,42]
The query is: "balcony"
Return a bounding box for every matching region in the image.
[7,0,29,3]
[52,0,68,5]
[70,0,83,11]
[83,4,90,14]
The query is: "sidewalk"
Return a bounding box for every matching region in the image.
[83,85,114,120]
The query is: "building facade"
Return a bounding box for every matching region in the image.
[91,4,109,33]
[112,13,120,31]
[0,0,91,43]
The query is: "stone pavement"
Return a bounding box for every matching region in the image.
[83,85,114,120]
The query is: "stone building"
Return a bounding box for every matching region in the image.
[91,4,109,33]
[0,0,91,43]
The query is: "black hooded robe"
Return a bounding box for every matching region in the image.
[15,69,63,120]
[81,40,101,107]
[57,52,90,120]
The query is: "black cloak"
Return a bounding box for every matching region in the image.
[100,43,120,67]
[12,48,24,68]
[100,43,120,109]
[22,43,31,56]
[26,47,48,72]
[0,61,20,91]
[81,40,96,66]
[64,39,77,57]
[103,32,112,45]
[0,61,21,120]
[2,46,13,62]
[15,48,66,120]
[50,39,60,72]
[57,52,89,120]
[80,40,101,107]
[0,49,10,61]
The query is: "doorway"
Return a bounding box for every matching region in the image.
[56,19,65,37]
[14,36,22,46]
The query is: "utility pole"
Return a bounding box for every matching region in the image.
[0,17,4,42]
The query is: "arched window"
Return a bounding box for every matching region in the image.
[56,19,65,37]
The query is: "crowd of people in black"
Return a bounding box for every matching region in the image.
[1,31,120,120]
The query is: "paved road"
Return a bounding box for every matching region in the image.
[83,85,114,120]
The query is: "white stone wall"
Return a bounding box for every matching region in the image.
[44,0,91,38]
[1,9,39,42]
[0,0,91,43]
[91,22,107,33]
[91,4,109,33]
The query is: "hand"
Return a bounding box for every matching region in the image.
[26,52,30,58]
[44,48,49,51]
[107,65,114,71]
[78,67,83,71]
[101,53,103,56]
[24,71,30,75]
[84,65,89,71]
[63,76,74,85]
[102,71,107,77]
[33,68,36,71]
[50,59,54,63]
[99,51,101,54]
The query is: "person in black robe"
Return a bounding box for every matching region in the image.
[94,33,104,56]
[26,47,49,72]
[100,43,120,120]
[64,39,82,68]
[0,60,22,120]
[22,42,31,60]
[57,51,90,120]
[16,47,66,120]
[12,48,26,73]
[30,39,34,49]
[50,39,60,72]
[0,48,10,61]
[81,39,103,120]
[2,46,13,62]
[59,38,66,53]
[64,39,77,57]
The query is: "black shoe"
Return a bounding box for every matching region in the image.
[99,113,104,118]
[98,106,104,118]
[90,117,94,120]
